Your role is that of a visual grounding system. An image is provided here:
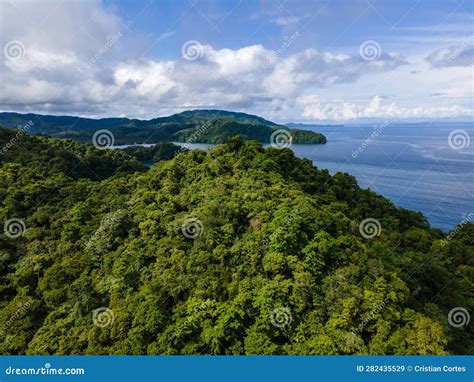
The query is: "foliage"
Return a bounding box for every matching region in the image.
[121,143,184,163]
[0,127,145,180]
[0,132,472,355]
[290,129,326,143]
[0,110,326,145]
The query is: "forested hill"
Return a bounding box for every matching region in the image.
[0,126,145,180]
[0,110,326,145]
[0,131,472,355]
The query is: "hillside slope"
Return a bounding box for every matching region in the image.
[0,110,326,145]
[0,133,472,355]
[0,126,145,180]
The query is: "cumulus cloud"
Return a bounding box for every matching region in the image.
[263,49,406,97]
[0,0,472,121]
[0,0,126,112]
[298,95,474,121]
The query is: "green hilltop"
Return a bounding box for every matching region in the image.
[0,110,326,145]
[0,128,472,355]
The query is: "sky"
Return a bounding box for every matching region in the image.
[0,0,473,123]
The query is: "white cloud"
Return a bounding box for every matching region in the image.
[204,44,273,76]
[299,95,474,121]
[426,38,474,68]
[114,60,176,100]
[0,0,472,122]
[1,0,122,61]
[263,49,407,97]
[273,16,301,26]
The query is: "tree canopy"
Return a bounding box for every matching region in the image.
[0,111,326,145]
[0,129,472,355]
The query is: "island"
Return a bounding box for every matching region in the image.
[0,110,326,145]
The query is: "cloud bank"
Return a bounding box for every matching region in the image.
[0,0,472,122]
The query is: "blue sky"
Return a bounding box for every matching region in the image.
[103,0,471,58]
[1,0,473,122]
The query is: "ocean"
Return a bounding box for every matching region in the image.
[115,122,474,231]
[289,122,473,231]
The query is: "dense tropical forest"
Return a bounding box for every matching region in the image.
[121,142,185,164]
[0,126,472,355]
[0,110,327,145]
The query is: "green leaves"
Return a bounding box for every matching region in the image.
[0,134,472,355]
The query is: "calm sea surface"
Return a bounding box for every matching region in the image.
[115,123,474,231]
[290,123,473,231]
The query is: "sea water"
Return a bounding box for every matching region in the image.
[116,122,474,231]
[290,122,473,231]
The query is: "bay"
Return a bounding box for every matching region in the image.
[115,122,474,231]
